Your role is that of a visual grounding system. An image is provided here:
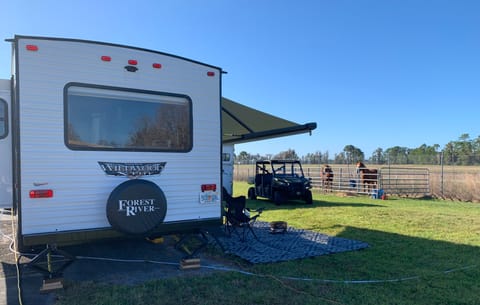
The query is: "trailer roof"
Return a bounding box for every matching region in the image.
[221,97,316,144]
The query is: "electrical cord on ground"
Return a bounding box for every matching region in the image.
[12,211,25,305]
[3,226,478,286]
[74,254,479,285]
[72,255,478,304]
[0,208,25,305]
[75,256,346,305]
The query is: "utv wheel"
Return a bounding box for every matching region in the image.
[248,187,257,200]
[304,189,313,205]
[273,191,284,205]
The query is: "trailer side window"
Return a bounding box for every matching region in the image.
[222,153,231,162]
[65,84,192,152]
[0,99,7,139]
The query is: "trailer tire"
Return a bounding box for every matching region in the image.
[106,179,167,235]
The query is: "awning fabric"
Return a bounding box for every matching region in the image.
[222,97,317,144]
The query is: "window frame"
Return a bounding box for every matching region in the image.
[0,98,7,139]
[64,83,193,152]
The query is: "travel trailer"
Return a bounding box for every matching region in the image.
[0,35,223,250]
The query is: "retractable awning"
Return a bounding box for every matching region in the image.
[222,97,317,144]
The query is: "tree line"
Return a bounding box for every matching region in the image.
[235,133,480,166]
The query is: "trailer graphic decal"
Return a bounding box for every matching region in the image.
[118,198,157,216]
[98,161,167,177]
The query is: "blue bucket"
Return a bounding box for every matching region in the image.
[349,179,356,188]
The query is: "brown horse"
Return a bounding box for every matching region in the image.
[321,165,334,192]
[356,162,378,192]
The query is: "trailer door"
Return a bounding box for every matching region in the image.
[222,144,234,195]
[0,80,12,208]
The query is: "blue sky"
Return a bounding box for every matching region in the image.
[1,0,479,158]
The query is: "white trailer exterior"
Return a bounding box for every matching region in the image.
[1,36,223,249]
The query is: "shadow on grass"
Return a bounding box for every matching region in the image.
[333,225,479,269]
[321,225,479,304]
[224,224,480,304]
[246,198,383,210]
[312,200,382,208]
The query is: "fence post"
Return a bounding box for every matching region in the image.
[440,151,444,197]
[339,168,342,189]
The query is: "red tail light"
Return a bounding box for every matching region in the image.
[201,184,217,192]
[101,56,112,62]
[29,189,54,198]
[128,59,138,65]
[152,63,162,69]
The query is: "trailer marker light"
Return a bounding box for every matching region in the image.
[101,56,112,62]
[207,71,215,77]
[128,59,138,65]
[201,184,217,192]
[26,45,39,51]
[29,189,54,198]
[152,63,162,69]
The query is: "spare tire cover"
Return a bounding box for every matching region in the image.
[106,179,167,235]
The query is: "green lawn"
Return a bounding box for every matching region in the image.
[56,182,480,305]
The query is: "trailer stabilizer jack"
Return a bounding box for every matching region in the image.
[27,244,75,291]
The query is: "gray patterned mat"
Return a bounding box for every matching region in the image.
[214,221,369,264]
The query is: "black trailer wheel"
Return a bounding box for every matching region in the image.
[304,189,313,205]
[248,187,257,200]
[106,179,167,235]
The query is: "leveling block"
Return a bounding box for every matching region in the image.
[40,278,64,293]
[180,258,201,270]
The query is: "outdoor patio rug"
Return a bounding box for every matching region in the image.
[213,221,369,264]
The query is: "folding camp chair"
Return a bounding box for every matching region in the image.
[222,187,264,241]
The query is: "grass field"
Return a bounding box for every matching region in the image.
[56,182,480,305]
